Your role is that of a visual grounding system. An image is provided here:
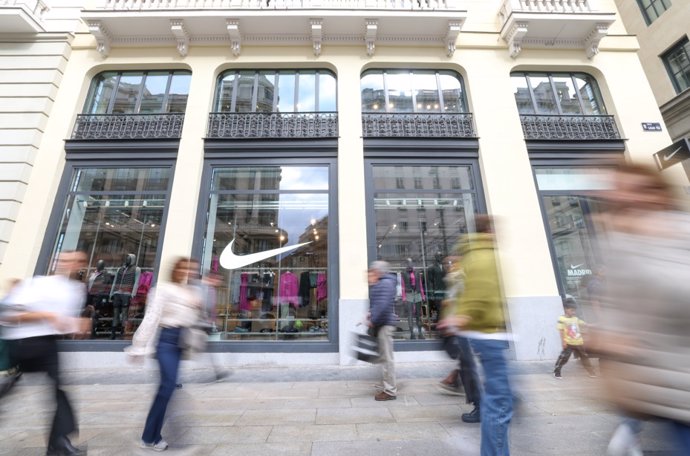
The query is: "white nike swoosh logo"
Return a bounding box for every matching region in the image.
[570,264,583,269]
[220,239,311,270]
[664,146,683,161]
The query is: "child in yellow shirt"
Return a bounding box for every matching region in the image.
[553,298,596,379]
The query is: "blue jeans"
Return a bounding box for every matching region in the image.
[470,338,513,456]
[670,420,690,456]
[142,327,182,445]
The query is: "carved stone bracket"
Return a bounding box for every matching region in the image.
[310,18,323,56]
[365,19,378,57]
[445,20,462,57]
[170,19,190,56]
[585,23,610,59]
[505,21,528,58]
[227,19,241,56]
[87,20,112,57]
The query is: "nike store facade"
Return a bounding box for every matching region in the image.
[1,0,686,368]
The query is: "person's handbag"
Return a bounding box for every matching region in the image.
[179,313,213,359]
[352,326,380,363]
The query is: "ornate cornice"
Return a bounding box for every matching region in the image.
[226,19,241,56]
[310,18,322,56]
[445,20,462,57]
[365,19,377,57]
[584,22,610,59]
[170,19,189,57]
[86,20,111,57]
[81,13,467,57]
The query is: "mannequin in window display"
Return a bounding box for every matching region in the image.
[88,259,112,337]
[426,252,446,323]
[402,257,426,339]
[109,253,141,339]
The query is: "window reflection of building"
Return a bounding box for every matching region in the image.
[216,70,336,113]
[370,165,477,340]
[361,70,467,113]
[203,166,330,341]
[49,167,170,340]
[511,72,606,115]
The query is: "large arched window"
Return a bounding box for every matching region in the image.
[84,70,192,114]
[214,70,336,113]
[511,72,606,116]
[361,70,467,113]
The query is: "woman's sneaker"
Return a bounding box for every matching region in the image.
[140,439,169,451]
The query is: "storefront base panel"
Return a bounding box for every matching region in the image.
[507,295,563,361]
[60,351,342,371]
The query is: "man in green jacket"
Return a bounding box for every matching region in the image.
[445,215,513,456]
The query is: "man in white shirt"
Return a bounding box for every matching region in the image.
[2,251,89,456]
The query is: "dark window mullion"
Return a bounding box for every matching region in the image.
[134,72,147,114]
[548,74,565,115]
[251,73,259,112]
[383,72,391,113]
[410,71,418,113]
[273,72,279,111]
[231,72,239,112]
[161,72,173,113]
[315,71,320,111]
[293,71,299,112]
[106,74,121,114]
[525,74,539,115]
[435,72,445,112]
[571,74,586,114]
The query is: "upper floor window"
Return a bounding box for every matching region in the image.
[84,71,192,114]
[512,72,606,116]
[214,70,336,113]
[361,70,467,113]
[636,0,671,25]
[662,37,690,94]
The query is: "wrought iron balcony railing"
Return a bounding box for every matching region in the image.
[362,113,475,138]
[520,114,620,141]
[207,112,338,139]
[71,113,185,140]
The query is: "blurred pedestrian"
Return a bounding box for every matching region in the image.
[1,251,90,455]
[368,260,397,401]
[125,257,203,451]
[443,215,513,456]
[553,297,596,379]
[0,278,23,398]
[437,256,482,423]
[597,162,690,456]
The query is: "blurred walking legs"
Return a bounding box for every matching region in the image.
[9,336,77,449]
[142,327,182,446]
[470,338,513,456]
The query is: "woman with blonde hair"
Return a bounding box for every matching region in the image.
[126,257,202,452]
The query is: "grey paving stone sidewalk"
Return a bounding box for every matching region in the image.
[0,361,676,455]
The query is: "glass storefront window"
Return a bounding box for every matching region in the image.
[535,167,613,322]
[214,70,336,113]
[370,165,479,341]
[84,70,191,115]
[201,165,330,341]
[48,167,172,340]
[361,70,468,114]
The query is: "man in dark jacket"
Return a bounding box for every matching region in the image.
[368,260,397,401]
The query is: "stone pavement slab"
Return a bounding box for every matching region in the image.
[0,361,677,455]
